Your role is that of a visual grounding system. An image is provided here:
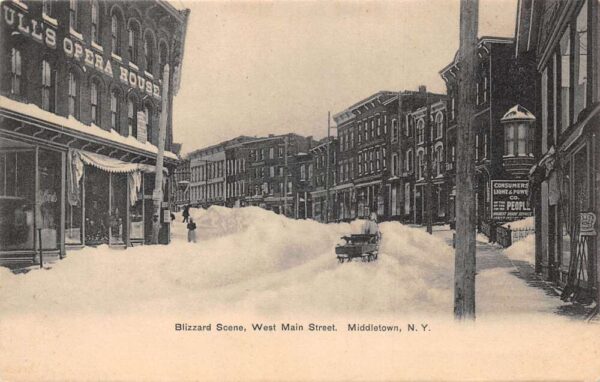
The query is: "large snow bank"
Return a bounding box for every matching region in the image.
[504,233,535,264]
[0,206,455,317]
[502,216,534,230]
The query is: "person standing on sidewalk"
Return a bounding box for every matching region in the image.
[187,217,197,243]
[182,204,190,223]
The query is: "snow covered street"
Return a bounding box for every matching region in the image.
[1,207,599,381]
[0,206,568,318]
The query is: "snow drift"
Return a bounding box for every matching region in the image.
[0,206,454,317]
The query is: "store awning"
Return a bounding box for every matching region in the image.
[78,150,167,174]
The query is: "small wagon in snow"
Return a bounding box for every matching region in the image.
[335,233,380,263]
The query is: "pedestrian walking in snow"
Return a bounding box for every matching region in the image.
[187,218,197,243]
[182,204,190,223]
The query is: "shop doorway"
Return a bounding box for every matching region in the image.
[85,166,109,245]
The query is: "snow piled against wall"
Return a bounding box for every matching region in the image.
[502,216,534,229]
[0,206,455,318]
[503,234,535,264]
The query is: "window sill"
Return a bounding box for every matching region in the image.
[69,27,84,42]
[129,62,139,71]
[42,13,58,27]
[111,53,123,62]
[144,71,154,80]
[13,0,28,10]
[91,41,104,53]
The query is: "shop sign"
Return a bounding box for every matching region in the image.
[579,212,597,236]
[491,180,532,221]
[2,4,161,99]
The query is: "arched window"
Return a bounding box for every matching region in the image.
[68,71,79,119]
[69,0,78,31]
[144,32,154,74]
[127,96,138,138]
[41,60,55,112]
[10,48,22,95]
[91,1,100,44]
[110,89,120,131]
[159,42,168,76]
[111,14,120,55]
[435,113,444,139]
[90,79,101,125]
[43,0,53,17]
[128,22,140,64]
[417,119,424,143]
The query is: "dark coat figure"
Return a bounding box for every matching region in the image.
[182,205,190,223]
[187,218,197,243]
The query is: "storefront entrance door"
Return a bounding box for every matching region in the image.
[85,166,109,245]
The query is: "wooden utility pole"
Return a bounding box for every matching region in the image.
[151,63,170,244]
[454,0,478,319]
[425,94,433,235]
[325,111,331,223]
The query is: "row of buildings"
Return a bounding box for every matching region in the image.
[176,0,599,300]
[176,37,538,228]
[0,0,190,264]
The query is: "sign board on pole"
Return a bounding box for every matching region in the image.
[579,212,597,236]
[491,180,532,221]
[137,111,147,143]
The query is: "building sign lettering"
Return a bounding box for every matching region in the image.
[491,180,532,221]
[2,4,161,99]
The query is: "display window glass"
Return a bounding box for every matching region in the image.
[0,138,35,251]
[130,176,144,241]
[109,173,127,245]
[38,149,61,250]
[85,166,110,244]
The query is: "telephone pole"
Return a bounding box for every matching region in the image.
[325,111,331,223]
[454,0,478,319]
[151,63,170,245]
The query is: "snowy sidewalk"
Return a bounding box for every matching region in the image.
[429,225,594,319]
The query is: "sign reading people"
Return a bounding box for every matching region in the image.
[2,4,161,100]
[491,180,532,221]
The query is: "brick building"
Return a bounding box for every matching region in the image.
[243,134,316,216]
[0,0,189,264]
[309,137,336,222]
[440,36,537,226]
[517,0,599,299]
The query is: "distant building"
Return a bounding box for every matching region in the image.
[243,134,316,216]
[440,36,537,225]
[0,0,190,263]
[309,137,336,222]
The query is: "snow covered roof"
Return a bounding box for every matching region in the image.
[0,96,178,160]
[501,105,536,123]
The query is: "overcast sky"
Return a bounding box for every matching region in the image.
[172,0,517,154]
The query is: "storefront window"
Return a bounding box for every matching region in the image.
[573,0,588,122]
[66,186,83,245]
[110,173,127,245]
[0,139,35,251]
[559,161,571,271]
[130,175,144,241]
[38,149,61,250]
[85,166,109,244]
[560,26,571,132]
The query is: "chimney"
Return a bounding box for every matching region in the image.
[418,85,427,93]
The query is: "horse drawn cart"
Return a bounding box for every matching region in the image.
[335,233,380,263]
